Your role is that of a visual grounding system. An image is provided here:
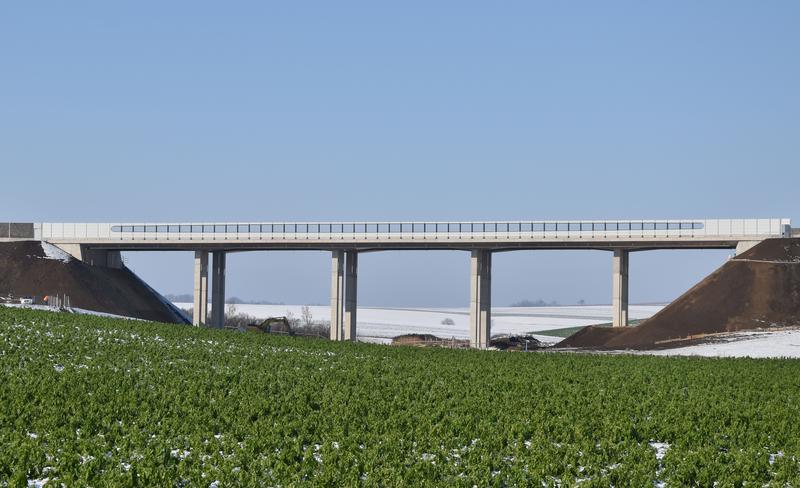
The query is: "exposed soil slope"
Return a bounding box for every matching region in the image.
[0,241,188,323]
[558,238,800,350]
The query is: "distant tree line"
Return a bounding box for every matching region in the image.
[164,294,285,305]
[509,299,587,307]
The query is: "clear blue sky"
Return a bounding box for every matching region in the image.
[2,2,798,306]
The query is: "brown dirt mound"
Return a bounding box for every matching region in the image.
[737,238,800,261]
[0,241,188,323]
[556,238,800,350]
[557,326,626,349]
[392,334,469,348]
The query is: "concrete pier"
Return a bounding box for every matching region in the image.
[330,250,358,341]
[344,251,358,341]
[469,249,492,348]
[612,249,629,327]
[211,251,226,328]
[193,250,209,326]
[330,250,345,340]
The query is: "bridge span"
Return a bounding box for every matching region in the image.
[2,219,793,347]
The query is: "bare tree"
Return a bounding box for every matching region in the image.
[301,305,313,327]
[285,311,300,328]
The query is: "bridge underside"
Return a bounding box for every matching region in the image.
[46,238,769,349]
[41,239,750,254]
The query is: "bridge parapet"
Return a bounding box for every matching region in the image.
[0,223,34,240]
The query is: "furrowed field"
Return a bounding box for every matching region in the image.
[1,308,799,486]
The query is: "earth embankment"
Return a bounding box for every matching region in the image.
[0,241,188,323]
[557,238,800,349]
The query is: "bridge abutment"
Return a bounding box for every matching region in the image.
[735,240,760,255]
[193,251,209,326]
[469,249,492,348]
[612,249,629,327]
[211,251,227,328]
[55,244,123,269]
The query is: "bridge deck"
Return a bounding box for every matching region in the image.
[30,219,792,251]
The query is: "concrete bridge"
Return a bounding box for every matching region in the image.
[1,219,793,347]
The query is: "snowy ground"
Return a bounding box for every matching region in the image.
[174,302,663,344]
[646,329,800,359]
[1,303,143,321]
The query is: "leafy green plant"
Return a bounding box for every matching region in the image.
[0,306,798,486]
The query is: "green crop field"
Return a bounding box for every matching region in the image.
[1,307,799,486]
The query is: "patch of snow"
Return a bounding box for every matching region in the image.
[2,303,58,312]
[650,441,670,488]
[0,303,141,321]
[649,441,670,461]
[170,449,191,460]
[40,242,72,263]
[27,478,49,488]
[647,330,800,359]
[53,364,64,373]
[313,444,322,463]
[71,308,143,321]
[27,432,38,439]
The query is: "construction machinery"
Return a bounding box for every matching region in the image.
[233,316,292,335]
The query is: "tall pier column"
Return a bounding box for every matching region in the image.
[211,251,227,328]
[330,250,345,341]
[192,250,209,326]
[344,251,358,341]
[469,250,492,348]
[612,249,629,327]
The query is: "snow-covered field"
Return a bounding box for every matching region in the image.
[647,330,800,359]
[172,302,800,357]
[174,302,664,344]
[7,301,800,358]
